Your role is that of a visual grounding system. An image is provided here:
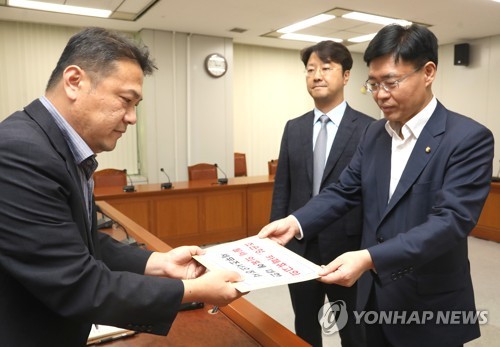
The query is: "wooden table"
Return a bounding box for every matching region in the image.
[96,177,499,245]
[472,182,500,242]
[96,201,309,347]
[95,176,274,247]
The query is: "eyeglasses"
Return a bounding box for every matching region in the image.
[364,66,422,94]
[304,66,335,77]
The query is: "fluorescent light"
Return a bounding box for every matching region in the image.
[342,11,412,26]
[8,0,112,18]
[348,33,377,43]
[277,14,335,34]
[280,33,342,43]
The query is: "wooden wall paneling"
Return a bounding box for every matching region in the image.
[153,193,200,246]
[202,187,247,244]
[246,184,273,235]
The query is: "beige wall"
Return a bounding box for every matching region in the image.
[232,44,380,176]
[1,20,498,182]
[434,36,500,177]
[139,30,234,183]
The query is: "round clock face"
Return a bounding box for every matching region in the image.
[205,53,227,78]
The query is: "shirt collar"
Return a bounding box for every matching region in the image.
[385,96,437,140]
[39,96,97,174]
[314,100,347,126]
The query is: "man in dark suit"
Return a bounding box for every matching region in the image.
[270,41,373,347]
[260,24,494,347]
[0,27,242,347]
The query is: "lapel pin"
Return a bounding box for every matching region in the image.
[425,146,431,153]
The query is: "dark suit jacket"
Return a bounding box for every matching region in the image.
[294,101,494,346]
[271,104,374,264]
[0,100,184,347]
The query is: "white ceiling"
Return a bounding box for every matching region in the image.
[1,0,500,53]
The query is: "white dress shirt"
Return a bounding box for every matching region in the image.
[385,97,437,201]
[312,101,346,166]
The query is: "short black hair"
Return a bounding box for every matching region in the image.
[46,27,156,91]
[300,41,353,72]
[363,24,438,68]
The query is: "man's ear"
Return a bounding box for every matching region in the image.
[423,62,436,86]
[63,65,84,101]
[343,69,350,85]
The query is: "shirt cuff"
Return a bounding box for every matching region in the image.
[290,214,304,240]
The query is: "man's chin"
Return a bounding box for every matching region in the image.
[96,142,118,153]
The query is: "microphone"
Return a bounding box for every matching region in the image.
[123,169,135,192]
[214,163,228,185]
[160,167,173,189]
[493,160,500,182]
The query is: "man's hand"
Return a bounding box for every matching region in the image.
[145,246,206,279]
[318,250,374,287]
[257,215,300,246]
[182,270,244,306]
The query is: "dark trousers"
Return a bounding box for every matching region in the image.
[365,287,394,347]
[288,242,366,347]
[364,288,464,347]
[364,287,393,347]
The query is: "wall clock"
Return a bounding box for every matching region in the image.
[204,53,227,78]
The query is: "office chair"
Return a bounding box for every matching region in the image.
[234,152,247,177]
[268,159,278,176]
[188,163,218,181]
[93,168,127,188]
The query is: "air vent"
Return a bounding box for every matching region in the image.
[229,27,248,33]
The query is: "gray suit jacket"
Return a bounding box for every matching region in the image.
[271,104,374,263]
[0,99,183,347]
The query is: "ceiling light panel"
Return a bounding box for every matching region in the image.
[277,14,335,34]
[348,33,378,43]
[111,0,158,21]
[116,0,153,13]
[291,18,383,44]
[6,0,158,21]
[65,0,121,10]
[280,33,342,43]
[262,7,425,46]
[342,11,412,26]
[8,0,112,17]
[298,18,373,37]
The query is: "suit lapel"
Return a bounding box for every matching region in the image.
[300,112,315,186]
[381,102,447,221]
[374,129,392,219]
[24,100,94,249]
[322,105,356,183]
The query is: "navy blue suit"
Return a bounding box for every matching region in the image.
[294,101,494,346]
[271,104,374,346]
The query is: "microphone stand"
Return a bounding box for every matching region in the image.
[123,169,135,192]
[160,168,173,189]
[214,163,228,184]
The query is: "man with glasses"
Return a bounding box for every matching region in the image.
[270,40,373,347]
[260,24,493,347]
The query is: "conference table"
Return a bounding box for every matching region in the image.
[95,177,500,247]
[471,181,500,242]
[94,175,275,247]
[96,201,309,347]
